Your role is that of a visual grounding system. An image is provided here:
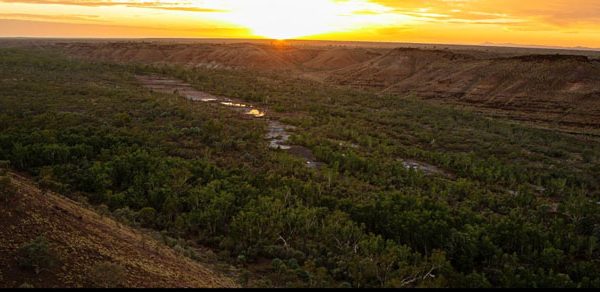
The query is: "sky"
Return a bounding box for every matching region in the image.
[0,0,599,48]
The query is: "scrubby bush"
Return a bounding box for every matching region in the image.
[89,261,125,288]
[37,177,67,195]
[18,282,35,288]
[0,175,15,203]
[112,112,131,127]
[96,204,110,217]
[136,207,157,228]
[0,160,9,175]
[18,236,56,274]
[112,207,137,225]
[173,244,186,256]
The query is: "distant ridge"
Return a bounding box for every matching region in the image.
[1,38,599,135]
[1,36,599,52]
[481,41,600,52]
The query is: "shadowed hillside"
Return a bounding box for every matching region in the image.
[0,172,238,288]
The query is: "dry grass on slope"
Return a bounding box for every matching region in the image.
[0,173,238,288]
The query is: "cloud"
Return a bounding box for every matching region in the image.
[1,0,598,47]
[369,0,600,29]
[0,0,227,13]
[0,12,104,22]
[4,0,598,29]
[0,18,249,37]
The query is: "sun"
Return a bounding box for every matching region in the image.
[221,0,344,39]
[215,0,393,40]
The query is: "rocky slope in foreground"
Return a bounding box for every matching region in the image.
[0,172,238,288]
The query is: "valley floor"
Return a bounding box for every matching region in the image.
[0,47,598,288]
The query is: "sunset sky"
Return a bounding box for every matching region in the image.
[0,0,599,48]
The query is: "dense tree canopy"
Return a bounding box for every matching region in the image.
[0,49,599,287]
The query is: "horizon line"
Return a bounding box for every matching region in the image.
[1,36,599,52]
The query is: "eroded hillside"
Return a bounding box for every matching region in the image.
[16,40,598,134]
[328,49,600,132]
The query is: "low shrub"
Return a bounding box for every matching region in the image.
[89,261,126,288]
[0,175,16,203]
[18,236,56,274]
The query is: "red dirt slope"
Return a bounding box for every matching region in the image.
[0,173,238,288]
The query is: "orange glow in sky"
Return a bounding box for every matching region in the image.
[0,0,599,48]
